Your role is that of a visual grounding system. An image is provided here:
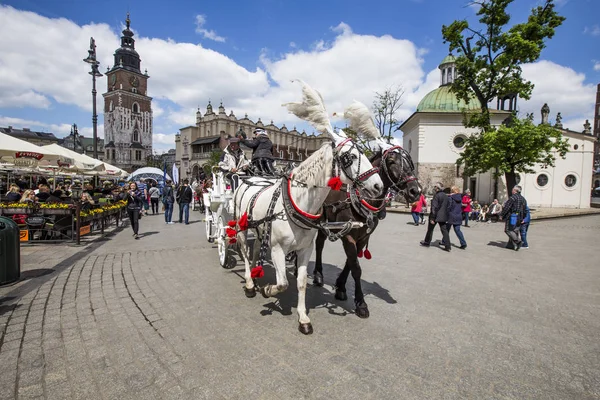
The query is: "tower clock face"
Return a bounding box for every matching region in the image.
[129,75,139,87]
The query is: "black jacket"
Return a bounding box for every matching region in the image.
[240,136,274,160]
[126,190,144,209]
[176,185,193,204]
[430,190,449,223]
[162,185,175,203]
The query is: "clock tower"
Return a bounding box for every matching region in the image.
[103,13,153,172]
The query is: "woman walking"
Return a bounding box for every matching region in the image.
[149,183,160,214]
[410,193,427,226]
[126,182,144,239]
[447,186,467,249]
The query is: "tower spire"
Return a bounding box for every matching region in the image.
[126,12,131,29]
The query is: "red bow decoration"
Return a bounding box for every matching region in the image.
[251,266,264,278]
[227,220,237,228]
[238,212,249,231]
[357,249,364,258]
[226,227,237,238]
[364,249,372,260]
[327,176,343,191]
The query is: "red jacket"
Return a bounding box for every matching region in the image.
[411,194,427,213]
[462,194,472,212]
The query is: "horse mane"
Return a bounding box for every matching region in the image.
[291,143,332,187]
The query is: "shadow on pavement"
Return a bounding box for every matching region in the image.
[0,296,20,317]
[20,268,55,281]
[139,231,160,238]
[487,240,509,248]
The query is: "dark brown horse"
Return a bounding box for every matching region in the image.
[313,146,421,318]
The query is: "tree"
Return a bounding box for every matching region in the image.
[373,86,404,142]
[442,0,565,130]
[457,116,569,192]
[202,150,223,176]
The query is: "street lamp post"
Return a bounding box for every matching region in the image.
[83,37,103,160]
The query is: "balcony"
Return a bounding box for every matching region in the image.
[191,153,212,160]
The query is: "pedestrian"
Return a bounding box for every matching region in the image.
[149,183,160,214]
[138,178,149,215]
[176,179,193,224]
[420,182,451,251]
[126,182,144,239]
[410,193,427,226]
[162,179,175,224]
[500,185,527,251]
[520,204,531,249]
[447,186,468,249]
[462,189,472,227]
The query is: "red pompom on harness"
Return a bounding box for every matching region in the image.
[364,249,372,259]
[227,220,237,228]
[251,266,264,279]
[238,212,249,231]
[327,176,343,191]
[226,227,237,238]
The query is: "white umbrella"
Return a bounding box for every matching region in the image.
[0,132,63,167]
[41,144,104,173]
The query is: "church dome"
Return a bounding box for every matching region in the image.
[417,85,479,112]
[416,54,480,112]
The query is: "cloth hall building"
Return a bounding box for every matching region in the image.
[176,102,330,181]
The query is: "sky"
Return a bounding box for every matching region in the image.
[0,0,598,154]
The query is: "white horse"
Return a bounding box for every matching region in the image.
[232,81,383,334]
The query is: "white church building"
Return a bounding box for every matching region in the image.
[401,55,596,209]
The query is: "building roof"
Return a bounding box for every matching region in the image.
[0,126,58,141]
[416,85,480,112]
[439,54,456,65]
[190,136,220,145]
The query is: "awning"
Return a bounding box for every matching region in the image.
[190,136,220,146]
[0,132,63,166]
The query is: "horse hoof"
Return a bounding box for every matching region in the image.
[244,287,256,298]
[260,286,270,299]
[335,289,347,301]
[313,273,324,287]
[355,303,370,319]
[298,323,313,335]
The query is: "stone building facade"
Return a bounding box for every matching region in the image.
[176,101,330,180]
[401,55,596,208]
[102,14,153,172]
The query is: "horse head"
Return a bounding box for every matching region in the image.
[333,135,383,198]
[380,146,421,204]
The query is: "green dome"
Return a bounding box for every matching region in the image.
[416,85,480,112]
[440,54,456,65]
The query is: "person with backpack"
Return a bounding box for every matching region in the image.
[500,185,527,251]
[162,180,175,224]
[176,179,193,225]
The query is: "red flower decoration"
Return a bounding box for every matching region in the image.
[238,212,249,231]
[226,227,237,238]
[229,238,237,244]
[227,220,237,228]
[251,266,264,278]
[327,176,343,191]
[357,249,364,258]
[364,249,372,260]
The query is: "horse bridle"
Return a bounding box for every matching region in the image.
[380,145,417,193]
[333,138,380,188]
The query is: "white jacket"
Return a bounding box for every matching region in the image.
[218,146,250,172]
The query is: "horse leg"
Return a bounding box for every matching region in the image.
[238,232,256,298]
[259,244,289,298]
[251,235,260,268]
[334,237,354,301]
[312,229,326,286]
[295,246,314,335]
[352,240,369,319]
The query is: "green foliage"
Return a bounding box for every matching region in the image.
[442,0,565,130]
[457,117,570,178]
[342,127,373,157]
[203,150,223,175]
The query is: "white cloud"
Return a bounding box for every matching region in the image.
[520,61,596,125]
[583,25,600,36]
[0,115,81,137]
[195,15,225,42]
[594,62,600,72]
[289,42,297,48]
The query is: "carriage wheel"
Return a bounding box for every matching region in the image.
[217,216,236,269]
[205,210,214,243]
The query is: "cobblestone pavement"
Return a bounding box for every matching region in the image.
[1,210,599,399]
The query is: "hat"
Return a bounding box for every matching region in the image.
[253,128,268,136]
[229,137,240,143]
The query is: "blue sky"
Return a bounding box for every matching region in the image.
[0,0,598,153]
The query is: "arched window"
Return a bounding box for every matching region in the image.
[132,103,139,113]
[133,130,139,142]
[109,101,114,112]
[441,68,447,85]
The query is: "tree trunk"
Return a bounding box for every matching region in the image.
[504,170,517,197]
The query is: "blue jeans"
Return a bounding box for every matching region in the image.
[164,202,173,223]
[520,222,529,247]
[411,212,420,224]
[178,202,190,224]
[448,223,467,247]
[463,212,470,226]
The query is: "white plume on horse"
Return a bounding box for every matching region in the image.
[343,100,394,152]
[282,79,345,143]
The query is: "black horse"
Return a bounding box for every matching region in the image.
[313,146,421,318]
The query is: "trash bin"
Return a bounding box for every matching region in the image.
[0,216,21,285]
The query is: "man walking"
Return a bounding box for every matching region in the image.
[162,179,175,224]
[176,179,193,225]
[500,185,527,251]
[420,182,451,252]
